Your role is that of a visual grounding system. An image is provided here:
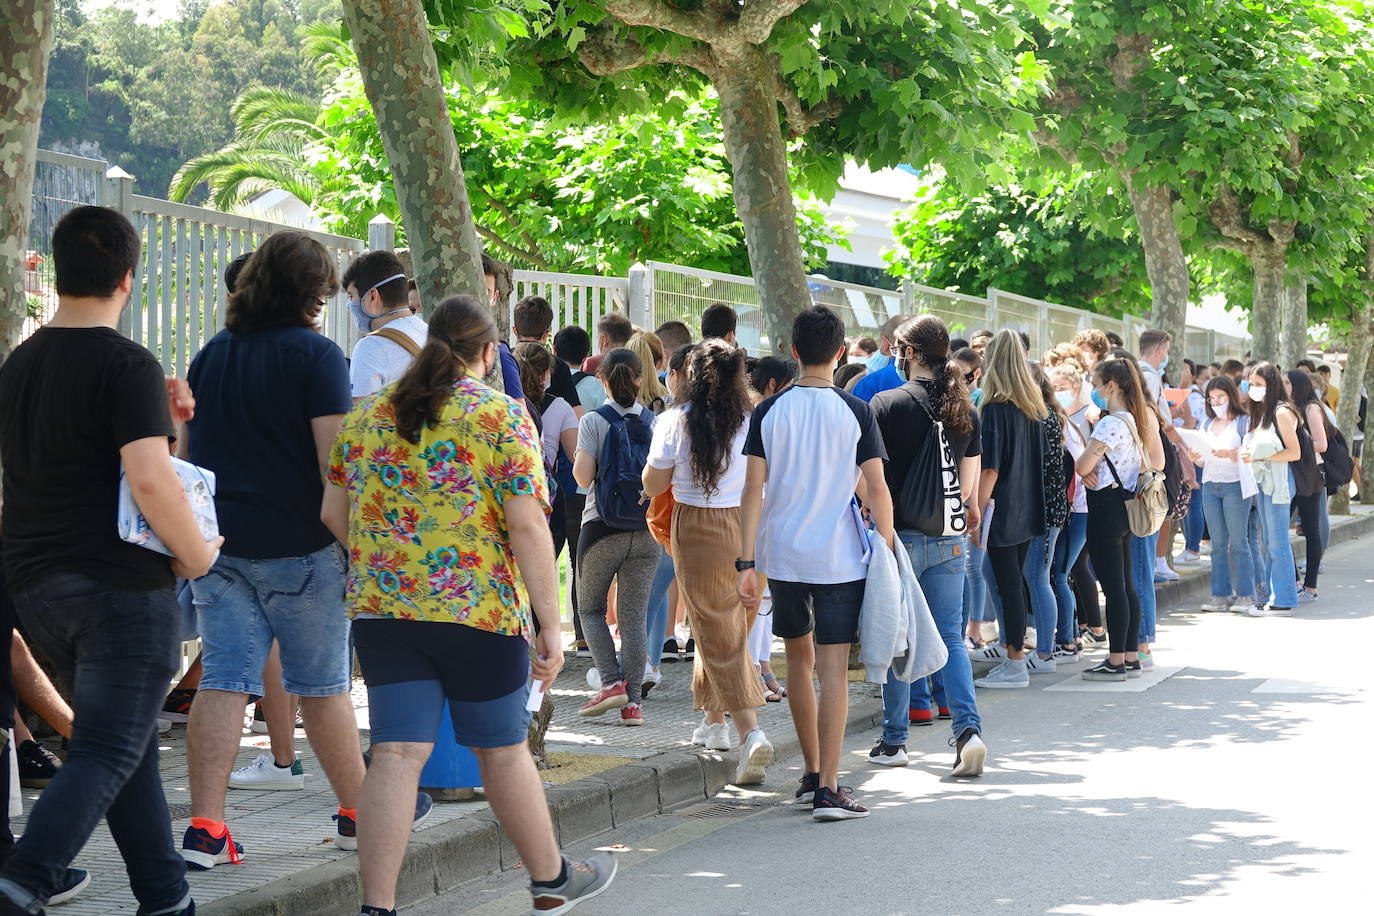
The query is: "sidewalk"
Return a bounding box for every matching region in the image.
[20,504,1374,915]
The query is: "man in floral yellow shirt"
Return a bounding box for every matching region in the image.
[322,295,616,916]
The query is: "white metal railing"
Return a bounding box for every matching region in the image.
[508,270,627,337]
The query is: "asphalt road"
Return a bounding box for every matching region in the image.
[408,534,1373,916]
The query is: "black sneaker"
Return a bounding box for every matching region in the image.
[1081,660,1128,682]
[1125,660,1142,679]
[794,771,821,800]
[812,786,870,821]
[950,728,987,777]
[136,904,193,916]
[18,739,61,788]
[683,638,695,660]
[867,741,909,767]
[48,867,91,905]
[661,638,681,663]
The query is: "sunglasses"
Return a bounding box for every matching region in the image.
[964,371,976,383]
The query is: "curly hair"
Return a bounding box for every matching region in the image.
[682,340,752,496]
[226,230,337,334]
[513,340,553,408]
[1043,343,1087,374]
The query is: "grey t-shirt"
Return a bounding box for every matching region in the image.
[575,400,654,525]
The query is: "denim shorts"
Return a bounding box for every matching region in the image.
[192,543,350,698]
[353,618,531,748]
[769,578,866,645]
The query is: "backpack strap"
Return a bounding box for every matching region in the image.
[367,326,421,358]
[1110,411,1149,476]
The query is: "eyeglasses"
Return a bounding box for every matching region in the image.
[964,371,976,383]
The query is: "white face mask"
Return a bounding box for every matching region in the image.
[1211,402,1230,419]
[1054,390,1075,410]
[1247,385,1267,403]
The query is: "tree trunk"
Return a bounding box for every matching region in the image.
[1124,178,1189,351]
[1249,253,1285,363]
[1361,348,1374,506]
[713,47,812,357]
[1331,300,1371,515]
[340,0,485,318]
[0,0,57,363]
[1279,278,1308,369]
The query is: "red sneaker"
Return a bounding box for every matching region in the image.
[909,708,934,726]
[620,703,643,726]
[578,680,629,717]
[937,707,951,720]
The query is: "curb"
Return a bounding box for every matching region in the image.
[200,693,885,915]
[1154,507,1374,608]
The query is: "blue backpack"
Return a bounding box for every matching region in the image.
[593,404,652,530]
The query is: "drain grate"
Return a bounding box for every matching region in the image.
[677,802,770,819]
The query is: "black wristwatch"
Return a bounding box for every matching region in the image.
[734,558,756,572]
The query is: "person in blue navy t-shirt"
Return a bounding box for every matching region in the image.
[851,314,911,403]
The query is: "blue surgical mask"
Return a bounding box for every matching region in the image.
[348,272,409,333]
[865,352,892,374]
[1055,390,1075,411]
[1240,380,1250,394]
[1160,354,1170,370]
[1091,388,1109,411]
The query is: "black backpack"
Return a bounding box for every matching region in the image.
[1323,425,1354,494]
[1160,431,1192,520]
[592,405,652,530]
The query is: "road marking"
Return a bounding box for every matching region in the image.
[1042,665,1183,692]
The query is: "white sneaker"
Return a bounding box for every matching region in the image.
[1024,627,1037,650]
[1154,561,1180,582]
[690,719,710,746]
[951,730,986,777]
[974,659,1029,689]
[1175,550,1201,565]
[968,645,1007,664]
[1025,654,1057,675]
[1259,604,1293,617]
[640,664,662,699]
[704,722,731,752]
[1200,598,1233,612]
[1229,598,1259,615]
[734,730,774,785]
[157,717,173,734]
[228,753,304,790]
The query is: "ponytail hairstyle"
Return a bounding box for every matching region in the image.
[1094,356,1154,447]
[978,329,1047,421]
[892,314,972,435]
[513,340,553,408]
[627,331,668,409]
[599,347,643,409]
[683,339,752,495]
[1247,361,1293,430]
[391,295,496,444]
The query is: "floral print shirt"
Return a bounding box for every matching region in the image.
[329,376,547,638]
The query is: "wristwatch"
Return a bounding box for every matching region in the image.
[734,558,755,572]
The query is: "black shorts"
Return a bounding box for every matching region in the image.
[768,578,866,645]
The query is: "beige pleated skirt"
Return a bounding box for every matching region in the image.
[671,503,767,712]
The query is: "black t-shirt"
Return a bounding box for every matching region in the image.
[871,379,981,530]
[979,400,1046,547]
[187,327,352,559]
[0,327,176,592]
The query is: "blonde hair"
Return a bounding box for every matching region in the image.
[980,329,1047,420]
[1043,343,1087,374]
[1046,362,1083,391]
[627,331,667,408]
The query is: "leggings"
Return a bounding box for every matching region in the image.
[576,525,660,698]
[1290,491,1324,590]
[986,540,1031,650]
[1085,488,1141,655]
[1070,549,1102,629]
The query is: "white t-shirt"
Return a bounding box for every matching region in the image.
[645,404,749,508]
[349,314,427,398]
[743,385,886,584]
[1089,412,1143,491]
[1063,420,1088,513]
[575,401,654,525]
[539,395,578,468]
[1201,415,1244,484]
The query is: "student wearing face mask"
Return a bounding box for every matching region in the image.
[1047,363,1094,658]
[1241,363,1301,615]
[851,314,913,402]
[1192,377,1259,615]
[343,252,426,404]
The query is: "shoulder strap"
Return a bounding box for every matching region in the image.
[368,326,422,358]
[594,404,624,425]
[1110,411,1150,475]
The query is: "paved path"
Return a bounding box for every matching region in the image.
[407,532,1374,915]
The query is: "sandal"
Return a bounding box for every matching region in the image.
[761,672,786,702]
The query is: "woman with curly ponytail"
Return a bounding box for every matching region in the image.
[642,340,774,784]
[866,315,986,773]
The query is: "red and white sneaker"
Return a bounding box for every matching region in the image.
[578,680,629,717]
[620,703,643,726]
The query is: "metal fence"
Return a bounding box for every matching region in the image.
[27,148,1249,374]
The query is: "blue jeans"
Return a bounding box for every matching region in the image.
[1131,531,1159,645]
[1248,503,1269,596]
[193,543,351,698]
[0,573,190,914]
[881,532,979,744]
[1184,469,1206,552]
[962,541,991,625]
[1052,513,1088,647]
[645,546,676,663]
[1028,527,1060,657]
[1201,481,1256,600]
[1257,489,1300,608]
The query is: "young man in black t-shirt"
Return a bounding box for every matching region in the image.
[0,207,220,916]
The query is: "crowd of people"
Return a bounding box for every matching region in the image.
[0,205,1359,915]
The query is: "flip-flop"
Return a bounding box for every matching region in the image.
[761,673,785,702]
